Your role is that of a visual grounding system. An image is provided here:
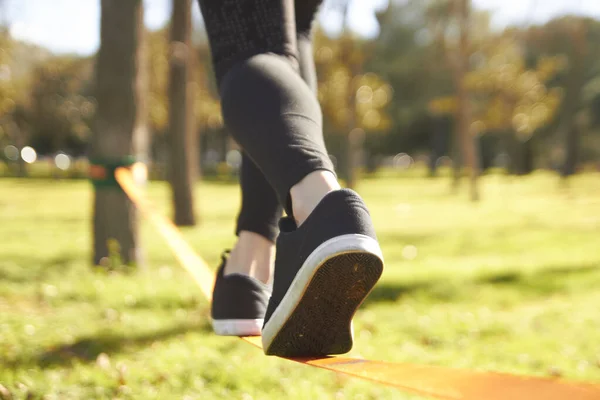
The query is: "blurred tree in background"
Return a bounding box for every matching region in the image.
[167,0,197,226]
[427,10,564,177]
[0,5,52,176]
[523,17,600,177]
[315,26,392,187]
[369,0,456,175]
[29,57,95,156]
[146,26,221,173]
[0,27,15,119]
[91,0,147,267]
[1,0,599,190]
[464,36,563,175]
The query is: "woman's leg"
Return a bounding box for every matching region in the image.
[295,0,321,93]
[224,0,323,284]
[199,0,383,356]
[198,0,335,217]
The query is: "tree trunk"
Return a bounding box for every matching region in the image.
[91,0,148,267]
[451,122,462,190]
[562,124,580,176]
[428,117,448,177]
[346,127,364,188]
[341,2,362,190]
[344,97,359,189]
[455,0,479,201]
[10,122,27,177]
[512,137,534,175]
[13,107,29,178]
[560,20,587,178]
[168,0,197,226]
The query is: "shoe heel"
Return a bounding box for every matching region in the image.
[264,248,383,357]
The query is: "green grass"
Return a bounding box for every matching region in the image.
[1,170,600,399]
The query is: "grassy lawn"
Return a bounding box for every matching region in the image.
[1,171,600,399]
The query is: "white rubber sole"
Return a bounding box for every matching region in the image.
[261,234,383,352]
[212,318,263,336]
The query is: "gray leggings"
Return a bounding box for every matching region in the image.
[197,0,332,241]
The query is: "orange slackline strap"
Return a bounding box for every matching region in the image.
[115,165,600,400]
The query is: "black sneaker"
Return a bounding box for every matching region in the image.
[261,189,384,357]
[211,251,271,336]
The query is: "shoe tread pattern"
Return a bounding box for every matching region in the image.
[266,251,383,357]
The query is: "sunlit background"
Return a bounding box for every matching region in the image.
[2,1,600,399]
[1,0,600,186]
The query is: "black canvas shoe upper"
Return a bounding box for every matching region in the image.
[211,251,270,320]
[263,189,378,326]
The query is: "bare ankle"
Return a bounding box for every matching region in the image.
[290,171,340,226]
[225,231,275,284]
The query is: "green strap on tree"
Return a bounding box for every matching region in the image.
[89,156,137,189]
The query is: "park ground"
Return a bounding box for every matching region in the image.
[1,170,600,399]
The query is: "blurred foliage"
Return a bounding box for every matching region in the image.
[429,35,564,139]
[368,0,600,174]
[468,38,563,139]
[1,2,600,177]
[28,57,95,154]
[315,28,392,133]
[148,29,169,134]
[425,1,564,150]
[148,28,221,136]
[0,28,15,119]
[522,16,600,170]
